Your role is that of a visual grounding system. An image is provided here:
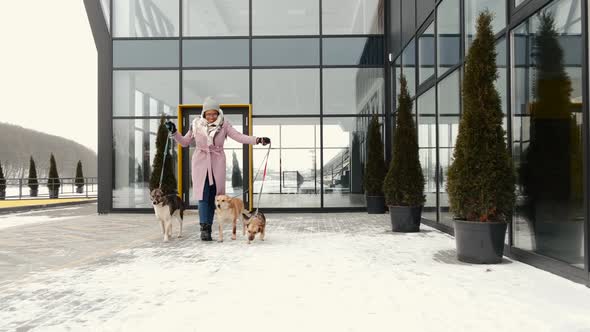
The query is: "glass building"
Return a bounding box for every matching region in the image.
[85,0,589,286]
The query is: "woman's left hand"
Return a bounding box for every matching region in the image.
[256,137,271,146]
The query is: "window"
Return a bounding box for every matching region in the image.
[252,0,319,35]
[253,69,320,115]
[322,0,384,34]
[437,0,460,75]
[418,22,435,84]
[183,0,249,36]
[113,0,179,37]
[323,68,384,115]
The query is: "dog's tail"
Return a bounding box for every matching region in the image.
[241,209,251,219]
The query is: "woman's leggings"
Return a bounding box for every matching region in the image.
[198,173,216,225]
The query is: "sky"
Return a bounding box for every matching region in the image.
[0,2,98,152]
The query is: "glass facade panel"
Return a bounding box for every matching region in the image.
[322,0,384,34]
[253,69,320,115]
[113,40,179,68]
[252,118,321,208]
[100,0,110,31]
[437,70,460,227]
[183,39,249,67]
[418,22,435,84]
[417,88,437,221]
[465,0,506,51]
[402,39,416,97]
[437,0,460,75]
[253,38,319,66]
[511,0,584,267]
[113,0,179,37]
[252,0,319,36]
[183,0,249,36]
[323,117,377,207]
[113,118,178,208]
[496,37,508,116]
[183,70,249,104]
[322,37,383,66]
[323,68,384,115]
[113,70,179,117]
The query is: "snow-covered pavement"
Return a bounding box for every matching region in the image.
[1,207,589,331]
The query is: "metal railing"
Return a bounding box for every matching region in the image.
[0,177,98,199]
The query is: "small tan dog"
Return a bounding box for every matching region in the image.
[242,210,266,244]
[215,195,248,242]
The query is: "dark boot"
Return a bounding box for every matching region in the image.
[200,224,213,241]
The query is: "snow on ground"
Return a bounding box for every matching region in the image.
[0,206,87,230]
[0,213,589,332]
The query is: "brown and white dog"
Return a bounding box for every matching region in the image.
[242,210,266,244]
[215,195,249,242]
[150,188,185,242]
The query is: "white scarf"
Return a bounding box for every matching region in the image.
[193,112,224,146]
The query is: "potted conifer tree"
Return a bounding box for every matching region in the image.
[28,156,39,197]
[0,162,6,200]
[364,115,386,214]
[75,160,85,193]
[48,153,60,199]
[383,75,425,231]
[149,117,177,195]
[446,11,515,264]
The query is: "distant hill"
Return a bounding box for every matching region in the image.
[0,122,97,179]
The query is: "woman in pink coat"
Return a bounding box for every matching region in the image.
[165,97,270,241]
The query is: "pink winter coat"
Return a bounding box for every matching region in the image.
[172,119,257,201]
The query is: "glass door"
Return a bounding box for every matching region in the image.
[181,106,251,209]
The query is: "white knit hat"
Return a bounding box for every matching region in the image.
[202,96,220,113]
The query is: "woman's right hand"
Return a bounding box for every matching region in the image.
[165,121,177,134]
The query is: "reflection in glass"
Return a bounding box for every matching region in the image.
[113,70,179,117]
[183,40,249,67]
[322,37,383,65]
[437,70,460,227]
[418,22,435,84]
[496,38,508,116]
[114,40,179,68]
[512,0,584,267]
[322,0,384,34]
[465,0,506,52]
[113,118,178,208]
[402,39,416,96]
[417,89,437,221]
[323,68,384,115]
[114,0,178,37]
[437,0,460,75]
[252,118,321,208]
[252,0,319,35]
[253,38,319,66]
[323,117,381,207]
[183,0,249,36]
[253,69,320,115]
[100,0,110,31]
[183,70,249,104]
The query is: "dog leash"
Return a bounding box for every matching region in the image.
[158,133,173,190]
[231,143,271,216]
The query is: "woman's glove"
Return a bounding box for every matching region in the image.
[256,137,271,146]
[165,121,177,134]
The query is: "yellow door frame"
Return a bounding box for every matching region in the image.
[176,104,253,210]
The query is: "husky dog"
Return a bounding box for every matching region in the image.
[150,188,185,242]
[242,210,266,244]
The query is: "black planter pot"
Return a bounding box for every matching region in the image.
[29,188,38,197]
[0,189,5,200]
[366,195,385,214]
[389,206,422,232]
[49,188,59,199]
[76,186,84,194]
[454,220,507,264]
